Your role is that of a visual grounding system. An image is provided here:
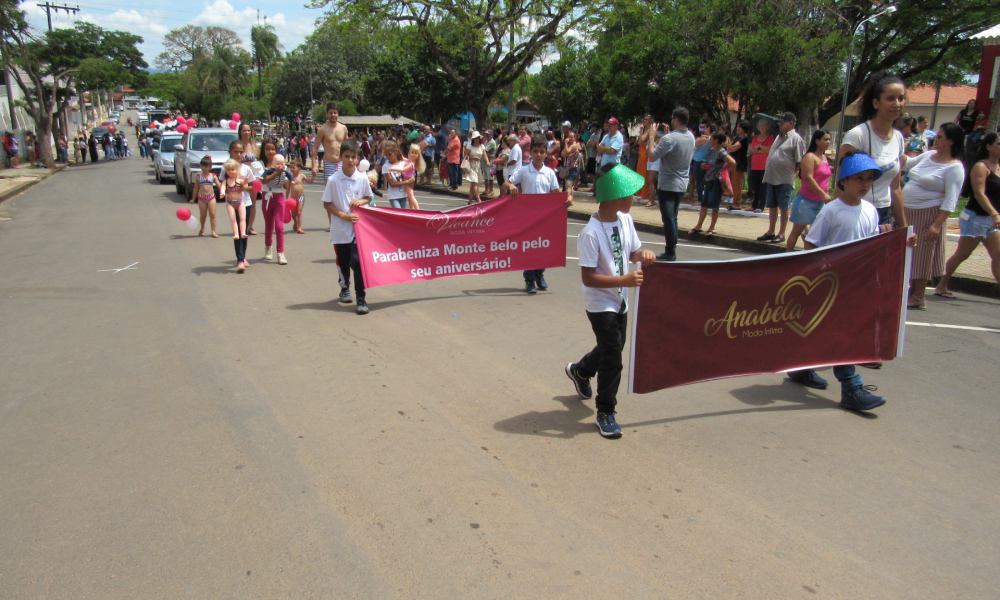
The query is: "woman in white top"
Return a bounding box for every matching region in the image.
[839,72,908,229]
[902,123,966,309]
[464,131,486,204]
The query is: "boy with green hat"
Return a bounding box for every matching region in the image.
[565,164,656,438]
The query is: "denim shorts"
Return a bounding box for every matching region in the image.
[565,167,579,183]
[789,192,824,225]
[764,183,793,209]
[702,179,723,209]
[959,209,1000,238]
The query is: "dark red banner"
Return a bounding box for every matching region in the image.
[629,229,911,393]
[354,194,568,288]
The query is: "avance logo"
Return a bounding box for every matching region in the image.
[704,273,839,339]
[426,205,496,233]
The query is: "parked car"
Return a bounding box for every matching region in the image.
[173,128,241,197]
[91,126,110,139]
[152,133,183,185]
[100,121,116,133]
[115,105,124,111]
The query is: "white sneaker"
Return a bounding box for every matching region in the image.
[264,246,273,261]
[278,252,287,265]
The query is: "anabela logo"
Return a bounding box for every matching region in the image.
[704,272,839,339]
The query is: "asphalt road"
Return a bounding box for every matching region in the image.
[1,151,999,599]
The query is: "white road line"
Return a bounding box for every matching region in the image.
[906,322,1000,334]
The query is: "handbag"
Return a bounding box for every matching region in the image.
[460,157,470,170]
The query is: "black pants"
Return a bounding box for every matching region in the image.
[233,206,248,263]
[657,190,683,259]
[748,169,766,211]
[576,303,628,414]
[447,162,462,190]
[335,240,365,301]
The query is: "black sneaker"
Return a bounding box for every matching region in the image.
[859,362,883,369]
[565,363,593,399]
[339,288,352,304]
[787,369,829,390]
[841,385,886,411]
[771,235,785,243]
[756,233,775,241]
[656,252,676,261]
[525,280,537,294]
[595,412,622,438]
[356,299,370,315]
[535,274,548,291]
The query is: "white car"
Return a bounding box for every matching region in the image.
[153,133,184,184]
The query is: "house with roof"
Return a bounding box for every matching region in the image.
[820,84,977,134]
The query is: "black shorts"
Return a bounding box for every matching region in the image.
[317,151,325,161]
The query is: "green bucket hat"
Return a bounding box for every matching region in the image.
[595,164,646,203]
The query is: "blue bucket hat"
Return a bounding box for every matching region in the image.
[837,152,884,190]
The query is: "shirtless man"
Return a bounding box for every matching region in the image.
[311,102,349,181]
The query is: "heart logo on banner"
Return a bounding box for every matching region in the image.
[775,272,839,338]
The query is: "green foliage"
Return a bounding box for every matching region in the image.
[136,72,181,105]
[250,23,281,98]
[532,39,604,125]
[222,97,269,122]
[312,99,359,123]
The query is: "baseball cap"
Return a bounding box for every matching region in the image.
[561,120,572,127]
[780,112,796,123]
[606,117,620,126]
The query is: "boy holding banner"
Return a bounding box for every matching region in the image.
[787,151,916,411]
[323,140,375,315]
[565,165,656,438]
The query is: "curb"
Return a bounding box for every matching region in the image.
[415,184,998,299]
[0,165,66,205]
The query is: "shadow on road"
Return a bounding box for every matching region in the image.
[191,263,237,276]
[493,395,595,439]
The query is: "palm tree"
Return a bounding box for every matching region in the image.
[250,24,281,99]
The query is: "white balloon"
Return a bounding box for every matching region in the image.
[185,215,200,231]
[220,119,229,128]
[359,159,370,172]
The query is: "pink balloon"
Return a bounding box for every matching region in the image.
[176,207,191,221]
[176,125,189,134]
[283,208,292,224]
[232,113,241,123]
[229,121,238,130]
[252,180,262,193]
[186,118,196,127]
[284,197,297,212]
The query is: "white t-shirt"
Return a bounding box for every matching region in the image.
[237,164,257,207]
[578,212,642,313]
[842,123,903,208]
[805,199,879,247]
[381,159,407,200]
[901,151,965,212]
[322,168,374,245]
[507,163,560,194]
[505,144,522,180]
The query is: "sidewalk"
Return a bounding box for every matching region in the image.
[0,165,66,204]
[415,179,999,299]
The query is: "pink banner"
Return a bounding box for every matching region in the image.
[354,193,568,288]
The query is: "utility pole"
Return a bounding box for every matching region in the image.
[37,3,80,31]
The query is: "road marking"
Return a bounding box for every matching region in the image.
[98,262,138,273]
[906,321,1000,334]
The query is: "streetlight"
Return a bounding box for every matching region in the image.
[833,5,897,183]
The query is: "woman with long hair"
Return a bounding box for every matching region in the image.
[238,121,262,235]
[954,99,977,136]
[786,129,832,251]
[839,71,908,229]
[746,120,773,212]
[901,123,965,309]
[934,132,1000,299]
[726,120,750,210]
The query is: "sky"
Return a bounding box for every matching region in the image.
[21,0,322,68]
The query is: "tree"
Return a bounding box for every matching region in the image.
[817,0,1000,125]
[311,0,611,127]
[311,99,359,123]
[250,24,281,100]
[136,72,182,107]
[155,25,243,73]
[531,39,604,125]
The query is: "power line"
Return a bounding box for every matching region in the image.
[37,2,80,31]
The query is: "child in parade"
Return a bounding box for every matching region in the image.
[690,132,735,237]
[502,134,573,293]
[565,164,656,438]
[221,159,249,263]
[386,144,424,209]
[322,140,374,315]
[786,151,917,411]
[189,156,220,238]
[259,139,289,265]
[226,141,257,272]
[381,140,414,210]
[285,158,314,235]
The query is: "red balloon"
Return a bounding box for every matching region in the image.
[232,113,241,123]
[186,118,196,127]
[284,197,297,212]
[229,121,238,130]
[176,207,191,221]
[283,208,292,224]
[252,180,262,193]
[176,125,189,134]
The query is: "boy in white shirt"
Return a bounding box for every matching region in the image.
[503,134,573,293]
[787,151,916,411]
[565,164,656,438]
[322,140,375,315]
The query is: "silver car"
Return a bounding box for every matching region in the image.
[173,128,241,198]
[152,133,183,184]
